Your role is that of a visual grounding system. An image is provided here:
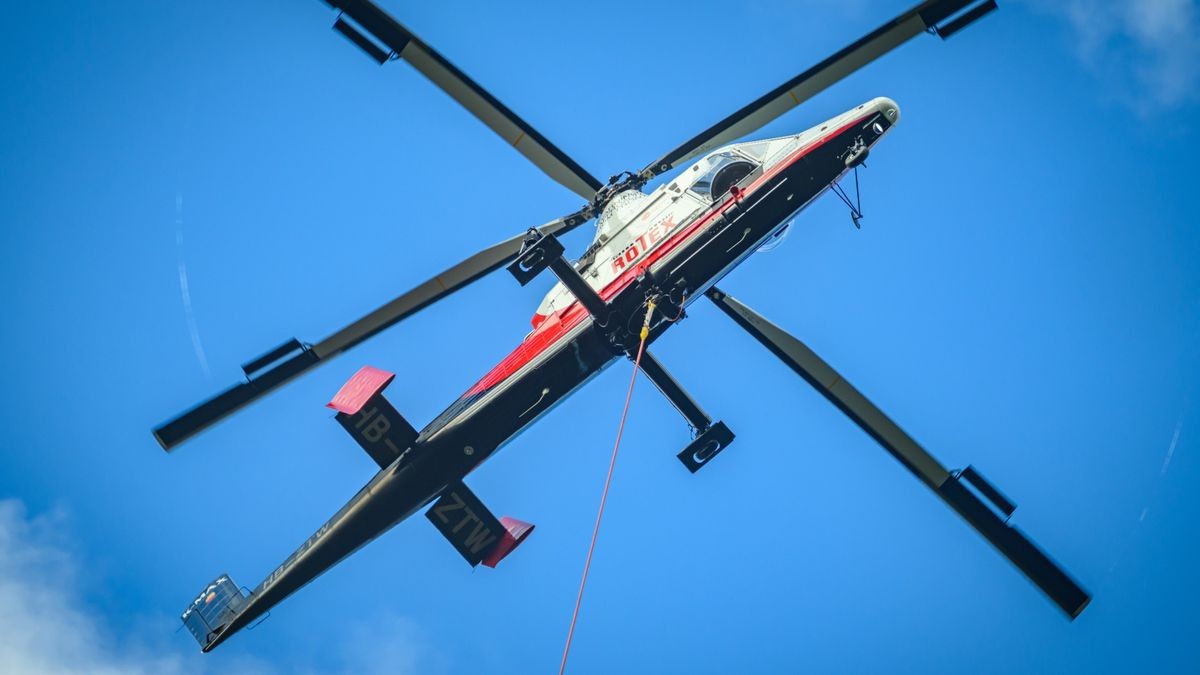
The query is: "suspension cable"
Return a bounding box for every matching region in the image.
[558,298,657,675]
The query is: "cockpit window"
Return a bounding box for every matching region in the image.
[683,151,757,201]
[733,140,770,163]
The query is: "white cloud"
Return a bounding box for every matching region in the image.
[0,500,197,675]
[0,499,443,675]
[324,614,449,675]
[1039,0,1200,111]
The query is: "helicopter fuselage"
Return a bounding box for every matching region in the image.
[436,96,900,473]
[202,96,901,650]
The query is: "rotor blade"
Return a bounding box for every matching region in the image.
[153,209,591,451]
[706,287,1090,619]
[639,0,993,179]
[323,0,602,200]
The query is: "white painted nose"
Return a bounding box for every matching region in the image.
[873,96,901,124]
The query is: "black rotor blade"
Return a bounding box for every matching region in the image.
[323,0,602,200]
[153,208,591,451]
[639,0,994,179]
[706,287,1090,619]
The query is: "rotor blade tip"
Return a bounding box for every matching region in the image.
[153,428,176,453]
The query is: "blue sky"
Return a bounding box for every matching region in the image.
[1,1,1197,673]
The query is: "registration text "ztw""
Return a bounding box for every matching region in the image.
[426,486,502,566]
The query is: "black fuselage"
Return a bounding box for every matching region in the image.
[203,106,893,651]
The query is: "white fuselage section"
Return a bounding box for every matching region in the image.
[531,96,900,329]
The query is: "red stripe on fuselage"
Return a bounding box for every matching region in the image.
[464,113,871,398]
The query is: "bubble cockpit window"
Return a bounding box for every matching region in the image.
[681,151,757,201]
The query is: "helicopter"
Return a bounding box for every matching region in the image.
[159,0,1089,652]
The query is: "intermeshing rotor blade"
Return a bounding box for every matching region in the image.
[323,0,602,201]
[639,0,994,180]
[153,209,591,451]
[705,287,1090,619]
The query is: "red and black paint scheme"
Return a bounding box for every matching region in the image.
[194,96,898,654]
[164,0,1090,654]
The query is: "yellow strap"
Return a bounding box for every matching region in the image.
[639,298,657,340]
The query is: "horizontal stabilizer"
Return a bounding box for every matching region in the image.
[482,517,536,568]
[328,366,418,469]
[426,482,534,568]
[181,574,247,650]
